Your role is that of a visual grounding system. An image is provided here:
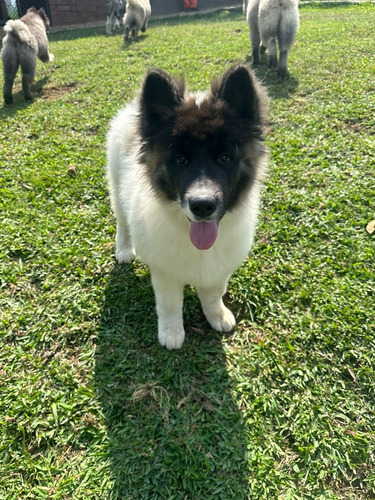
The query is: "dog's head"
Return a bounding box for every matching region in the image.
[39,8,51,33]
[26,7,51,32]
[139,64,268,249]
[26,7,51,33]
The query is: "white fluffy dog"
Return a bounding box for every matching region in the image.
[123,0,151,42]
[247,0,299,80]
[1,7,54,104]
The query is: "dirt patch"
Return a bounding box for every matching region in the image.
[36,82,77,101]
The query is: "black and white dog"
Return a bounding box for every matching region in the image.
[106,65,269,349]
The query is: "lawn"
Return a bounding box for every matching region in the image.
[0,4,374,499]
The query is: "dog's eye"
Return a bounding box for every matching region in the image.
[218,153,230,164]
[175,154,188,165]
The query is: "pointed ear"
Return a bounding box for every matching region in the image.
[214,64,265,126]
[38,7,50,29]
[140,69,185,139]
[38,8,48,22]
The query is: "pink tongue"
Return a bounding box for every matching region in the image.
[189,221,218,250]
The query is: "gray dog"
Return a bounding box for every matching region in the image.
[106,0,125,35]
[123,0,151,42]
[247,0,299,80]
[1,7,54,104]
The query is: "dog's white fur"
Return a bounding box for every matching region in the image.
[243,0,248,15]
[1,8,54,104]
[123,0,151,42]
[107,96,267,350]
[247,0,299,79]
[106,0,124,35]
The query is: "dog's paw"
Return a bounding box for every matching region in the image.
[158,327,185,350]
[206,306,236,333]
[115,247,135,264]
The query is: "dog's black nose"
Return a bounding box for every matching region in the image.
[189,197,217,219]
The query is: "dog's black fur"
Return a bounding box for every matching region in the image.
[139,65,268,217]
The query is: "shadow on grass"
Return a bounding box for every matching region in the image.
[121,33,149,49]
[246,57,299,99]
[51,26,150,44]
[95,262,250,498]
[0,75,50,118]
[50,26,107,42]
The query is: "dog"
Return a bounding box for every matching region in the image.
[247,0,299,80]
[106,64,269,349]
[243,0,248,15]
[1,7,54,104]
[123,0,151,42]
[106,0,125,35]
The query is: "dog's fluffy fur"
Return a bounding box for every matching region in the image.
[243,0,248,15]
[123,0,151,42]
[106,64,268,349]
[106,0,125,35]
[247,0,299,80]
[1,7,54,104]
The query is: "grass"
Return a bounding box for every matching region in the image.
[1,3,375,498]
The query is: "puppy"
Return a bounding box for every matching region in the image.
[123,0,151,42]
[1,7,54,104]
[106,64,269,349]
[106,0,125,35]
[247,0,299,80]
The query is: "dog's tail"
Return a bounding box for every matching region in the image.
[4,20,33,46]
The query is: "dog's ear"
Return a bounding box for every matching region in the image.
[140,69,185,139]
[38,8,50,27]
[214,64,266,128]
[38,8,47,21]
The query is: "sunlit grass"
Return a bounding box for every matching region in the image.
[1,4,374,498]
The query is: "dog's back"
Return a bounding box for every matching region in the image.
[247,0,299,79]
[4,20,36,49]
[258,0,298,47]
[126,0,151,14]
[20,8,51,61]
[124,0,151,41]
[1,18,38,103]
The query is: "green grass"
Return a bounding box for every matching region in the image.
[1,4,375,498]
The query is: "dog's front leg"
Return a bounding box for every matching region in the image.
[151,271,185,350]
[197,281,236,333]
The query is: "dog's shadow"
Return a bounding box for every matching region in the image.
[95,262,250,497]
[246,56,299,99]
[121,33,148,48]
[0,75,50,117]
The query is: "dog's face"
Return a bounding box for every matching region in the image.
[139,65,267,249]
